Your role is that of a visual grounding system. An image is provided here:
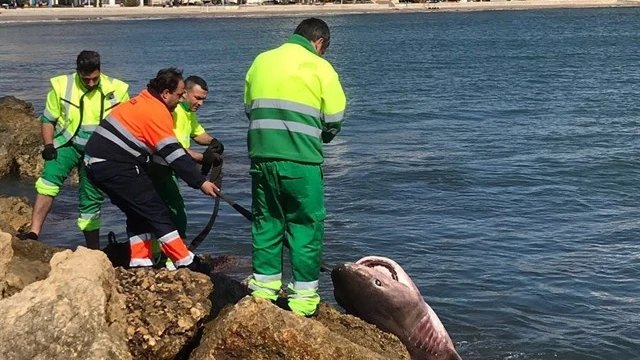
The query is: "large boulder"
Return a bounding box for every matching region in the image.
[115,267,213,360]
[190,296,397,360]
[0,96,42,179]
[0,247,132,360]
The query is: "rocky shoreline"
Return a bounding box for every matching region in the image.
[0,97,410,359]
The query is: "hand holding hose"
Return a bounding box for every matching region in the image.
[200,180,219,198]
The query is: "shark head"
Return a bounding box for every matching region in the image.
[332,256,462,360]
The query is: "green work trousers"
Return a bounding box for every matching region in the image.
[147,163,188,239]
[35,143,103,231]
[248,159,325,316]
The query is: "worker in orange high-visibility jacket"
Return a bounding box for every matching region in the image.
[84,68,219,269]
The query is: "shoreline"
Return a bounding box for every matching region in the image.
[1,0,639,22]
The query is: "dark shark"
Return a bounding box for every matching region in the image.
[332,256,462,360]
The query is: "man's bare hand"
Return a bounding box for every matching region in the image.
[200,181,219,197]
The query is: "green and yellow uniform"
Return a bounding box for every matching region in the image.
[245,34,347,316]
[148,101,207,239]
[37,73,129,231]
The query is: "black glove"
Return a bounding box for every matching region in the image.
[41,144,57,161]
[202,150,221,167]
[201,152,221,176]
[207,138,224,155]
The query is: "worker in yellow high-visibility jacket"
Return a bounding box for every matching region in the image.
[19,50,129,249]
[245,18,347,317]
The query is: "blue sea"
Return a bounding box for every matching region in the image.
[1,8,639,359]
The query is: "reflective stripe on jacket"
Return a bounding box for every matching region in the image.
[152,101,206,166]
[84,89,206,190]
[244,34,347,164]
[41,73,129,148]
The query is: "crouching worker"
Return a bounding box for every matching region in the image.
[84,68,219,270]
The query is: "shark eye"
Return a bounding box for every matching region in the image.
[374,279,382,287]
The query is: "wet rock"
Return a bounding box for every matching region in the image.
[0,96,42,179]
[0,196,32,233]
[0,247,132,360]
[199,253,253,283]
[115,267,213,360]
[190,296,390,360]
[0,231,13,297]
[208,272,249,319]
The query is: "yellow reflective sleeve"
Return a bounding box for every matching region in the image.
[321,66,347,118]
[41,87,61,124]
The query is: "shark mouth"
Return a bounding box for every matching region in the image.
[355,256,421,294]
[356,257,399,281]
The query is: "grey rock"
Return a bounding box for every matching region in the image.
[0,247,132,360]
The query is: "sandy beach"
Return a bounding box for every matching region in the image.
[0,0,639,22]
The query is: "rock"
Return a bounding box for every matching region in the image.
[0,96,42,179]
[190,296,391,360]
[315,303,410,359]
[0,196,32,233]
[0,247,132,360]
[0,96,35,113]
[3,256,50,298]
[11,236,64,264]
[0,231,13,297]
[199,254,250,273]
[115,267,213,360]
[208,272,249,319]
[2,235,65,298]
[0,196,65,298]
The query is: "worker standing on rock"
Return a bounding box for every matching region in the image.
[147,75,224,268]
[18,50,129,249]
[84,68,218,270]
[244,18,347,317]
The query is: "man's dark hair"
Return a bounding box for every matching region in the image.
[294,18,330,51]
[147,67,184,94]
[76,50,101,74]
[185,75,208,92]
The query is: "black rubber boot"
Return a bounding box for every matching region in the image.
[17,231,39,241]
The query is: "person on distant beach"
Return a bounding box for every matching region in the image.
[244,17,347,317]
[147,75,224,268]
[84,68,218,271]
[18,50,129,249]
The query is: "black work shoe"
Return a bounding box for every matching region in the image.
[273,297,291,311]
[17,231,39,241]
